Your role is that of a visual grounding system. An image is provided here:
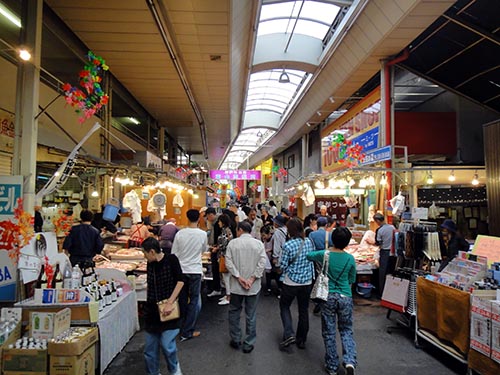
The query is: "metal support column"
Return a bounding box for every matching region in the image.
[12,0,43,213]
[101,75,112,202]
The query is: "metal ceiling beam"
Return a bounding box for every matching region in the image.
[146,0,208,160]
[442,14,500,47]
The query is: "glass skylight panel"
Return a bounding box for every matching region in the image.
[246,103,285,113]
[300,2,339,25]
[293,20,330,39]
[258,1,340,40]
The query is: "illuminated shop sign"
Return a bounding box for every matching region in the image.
[210,170,261,180]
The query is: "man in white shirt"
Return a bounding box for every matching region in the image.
[248,208,263,239]
[171,209,208,341]
[225,221,267,353]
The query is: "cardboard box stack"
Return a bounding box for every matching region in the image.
[49,327,98,375]
[470,290,500,365]
[492,300,500,364]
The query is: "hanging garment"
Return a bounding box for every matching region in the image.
[302,186,315,207]
[428,202,440,219]
[390,192,405,216]
[173,192,184,208]
[123,190,142,223]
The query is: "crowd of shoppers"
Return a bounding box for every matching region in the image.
[140,200,361,375]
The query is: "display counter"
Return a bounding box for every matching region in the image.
[416,277,470,362]
[15,269,139,375]
[97,290,139,374]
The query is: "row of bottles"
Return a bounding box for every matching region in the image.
[0,318,18,345]
[84,280,119,312]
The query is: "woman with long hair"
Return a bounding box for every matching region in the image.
[214,214,234,306]
[278,218,315,350]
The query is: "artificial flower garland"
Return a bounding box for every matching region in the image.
[63,51,109,123]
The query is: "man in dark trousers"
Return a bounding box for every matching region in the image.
[63,210,104,266]
[373,213,395,295]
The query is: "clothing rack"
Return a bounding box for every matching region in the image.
[396,220,440,268]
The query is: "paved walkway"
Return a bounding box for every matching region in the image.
[104,289,464,375]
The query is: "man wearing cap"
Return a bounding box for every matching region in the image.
[318,204,330,220]
[158,219,179,254]
[198,207,208,231]
[309,216,331,250]
[373,213,396,295]
[281,208,291,222]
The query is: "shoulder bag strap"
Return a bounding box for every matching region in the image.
[325,231,329,249]
[321,251,329,275]
[289,239,305,265]
[331,258,350,287]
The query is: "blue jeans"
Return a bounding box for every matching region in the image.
[228,293,259,346]
[321,293,357,372]
[279,284,311,343]
[144,329,181,375]
[179,274,202,338]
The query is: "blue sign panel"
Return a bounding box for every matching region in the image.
[360,146,392,166]
[351,126,379,152]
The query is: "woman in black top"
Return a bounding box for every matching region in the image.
[142,237,184,375]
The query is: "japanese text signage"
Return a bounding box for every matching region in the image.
[315,197,347,221]
[0,175,22,220]
[321,89,381,174]
[210,170,261,181]
[360,146,392,166]
[0,175,22,301]
[351,126,379,152]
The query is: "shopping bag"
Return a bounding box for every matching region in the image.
[381,275,410,312]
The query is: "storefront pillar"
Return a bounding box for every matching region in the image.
[484,120,500,236]
[12,0,43,213]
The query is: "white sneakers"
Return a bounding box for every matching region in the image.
[207,290,222,298]
[218,296,230,305]
[345,364,355,375]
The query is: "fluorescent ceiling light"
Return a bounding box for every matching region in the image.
[128,117,140,125]
[19,49,31,61]
[0,4,21,28]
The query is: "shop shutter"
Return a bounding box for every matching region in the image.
[0,153,12,175]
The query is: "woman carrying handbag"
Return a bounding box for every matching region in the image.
[142,237,184,375]
[307,227,357,375]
